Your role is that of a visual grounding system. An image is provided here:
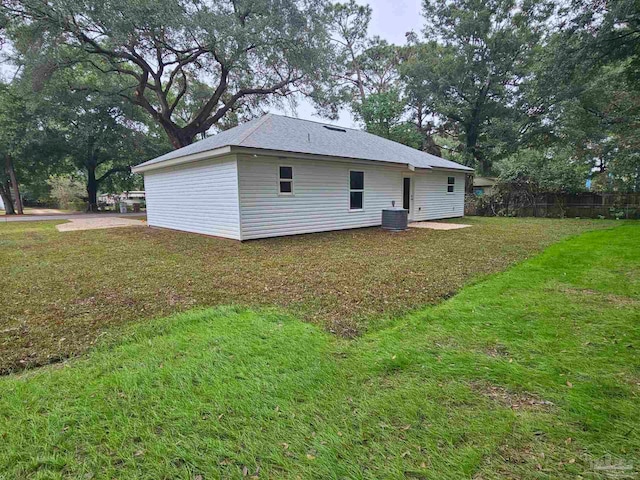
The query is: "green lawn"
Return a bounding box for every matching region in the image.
[0,217,622,373]
[1,224,638,479]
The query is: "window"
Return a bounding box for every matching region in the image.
[447,176,455,193]
[350,171,364,210]
[279,166,293,194]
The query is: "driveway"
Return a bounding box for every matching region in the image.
[56,216,146,232]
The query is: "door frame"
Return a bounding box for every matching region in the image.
[402,174,415,221]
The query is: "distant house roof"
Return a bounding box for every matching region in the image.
[133,114,473,173]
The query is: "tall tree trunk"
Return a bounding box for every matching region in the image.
[86,164,98,212]
[6,154,23,215]
[0,182,15,215]
[164,124,196,149]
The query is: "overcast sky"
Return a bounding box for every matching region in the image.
[276,0,425,128]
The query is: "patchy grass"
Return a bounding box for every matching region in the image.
[0,224,638,479]
[0,217,622,373]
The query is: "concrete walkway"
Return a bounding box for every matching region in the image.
[408,221,471,230]
[56,216,146,232]
[1,212,145,223]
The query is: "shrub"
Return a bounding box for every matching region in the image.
[46,175,86,210]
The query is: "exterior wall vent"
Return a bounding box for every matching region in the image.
[323,125,347,132]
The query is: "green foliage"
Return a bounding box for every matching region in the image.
[4,0,334,148]
[563,0,640,90]
[28,63,172,207]
[400,0,555,173]
[357,90,423,148]
[0,81,66,210]
[46,174,86,210]
[545,64,640,192]
[496,147,589,195]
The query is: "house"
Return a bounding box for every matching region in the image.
[132,114,473,240]
[99,191,146,207]
[472,176,498,196]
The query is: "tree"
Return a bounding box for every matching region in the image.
[0,83,31,214]
[327,0,372,105]
[357,90,422,148]
[401,0,554,173]
[31,65,172,210]
[4,0,333,148]
[492,146,590,216]
[552,64,640,192]
[328,2,401,110]
[46,174,85,210]
[561,0,640,90]
[497,147,589,195]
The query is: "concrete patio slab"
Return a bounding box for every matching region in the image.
[56,217,146,232]
[408,221,471,230]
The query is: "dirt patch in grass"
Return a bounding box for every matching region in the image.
[485,343,511,358]
[0,217,621,373]
[470,382,555,411]
[554,284,640,308]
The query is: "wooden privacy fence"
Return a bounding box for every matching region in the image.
[466,192,640,219]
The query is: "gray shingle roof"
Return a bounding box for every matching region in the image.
[134,114,473,171]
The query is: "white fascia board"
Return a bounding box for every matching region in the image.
[431,166,475,173]
[131,146,232,173]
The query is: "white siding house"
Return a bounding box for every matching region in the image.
[133,114,472,240]
[143,157,240,239]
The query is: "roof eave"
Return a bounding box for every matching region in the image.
[132,144,473,174]
[233,146,435,170]
[431,165,475,173]
[131,146,232,173]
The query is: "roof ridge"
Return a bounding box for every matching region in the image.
[236,114,273,146]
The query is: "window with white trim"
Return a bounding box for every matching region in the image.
[279,166,293,194]
[447,176,455,193]
[350,171,364,210]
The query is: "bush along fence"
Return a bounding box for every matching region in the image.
[466,192,640,219]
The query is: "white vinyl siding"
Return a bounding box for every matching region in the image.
[411,170,465,221]
[237,155,405,240]
[144,156,241,239]
[142,153,466,241]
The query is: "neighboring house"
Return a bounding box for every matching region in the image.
[121,191,146,207]
[132,114,473,240]
[472,176,498,196]
[0,195,4,211]
[98,191,146,207]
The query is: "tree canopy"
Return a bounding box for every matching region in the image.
[4,0,333,148]
[0,0,638,215]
